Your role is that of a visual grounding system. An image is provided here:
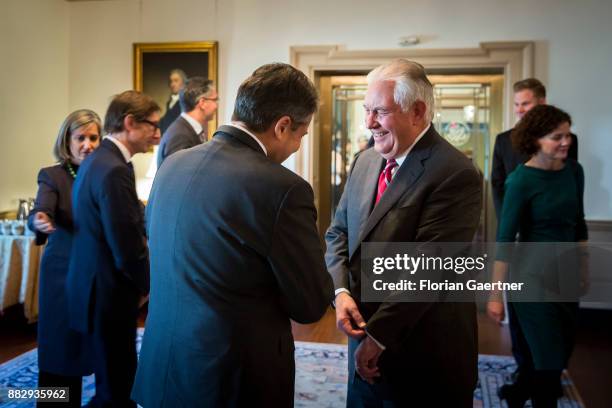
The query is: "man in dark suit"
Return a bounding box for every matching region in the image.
[157,77,218,167]
[67,90,161,407]
[491,78,578,216]
[133,63,334,407]
[159,68,186,135]
[326,59,483,407]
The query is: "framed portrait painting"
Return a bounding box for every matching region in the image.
[133,41,218,139]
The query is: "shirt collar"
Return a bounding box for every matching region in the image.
[105,136,132,163]
[181,112,204,135]
[394,123,430,168]
[227,122,268,156]
[168,94,180,109]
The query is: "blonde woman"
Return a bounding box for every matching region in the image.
[28,109,101,407]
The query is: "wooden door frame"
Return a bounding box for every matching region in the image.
[290,42,534,207]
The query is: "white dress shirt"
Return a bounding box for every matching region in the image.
[181,112,204,136]
[227,122,268,156]
[168,93,179,109]
[106,135,132,163]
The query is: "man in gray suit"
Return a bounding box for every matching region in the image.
[157,76,218,167]
[326,59,483,407]
[133,63,334,407]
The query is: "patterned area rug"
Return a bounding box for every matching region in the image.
[0,329,583,407]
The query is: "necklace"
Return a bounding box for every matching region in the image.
[66,162,77,179]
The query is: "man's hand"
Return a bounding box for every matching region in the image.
[355,336,383,384]
[32,212,56,234]
[335,292,366,339]
[486,300,505,325]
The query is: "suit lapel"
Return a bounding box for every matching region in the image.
[101,138,134,180]
[356,127,436,247]
[354,153,383,243]
[178,116,201,143]
[101,138,127,163]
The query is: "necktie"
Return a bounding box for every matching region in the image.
[375,159,398,205]
[127,161,135,181]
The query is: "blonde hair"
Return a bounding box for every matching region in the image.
[367,59,434,122]
[53,109,102,162]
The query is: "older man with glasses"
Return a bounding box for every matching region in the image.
[157,76,218,167]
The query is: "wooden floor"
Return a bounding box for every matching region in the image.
[1,306,610,407]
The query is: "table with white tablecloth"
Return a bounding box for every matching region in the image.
[0,235,43,322]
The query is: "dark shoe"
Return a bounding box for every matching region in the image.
[510,368,520,383]
[498,383,530,408]
[556,378,564,398]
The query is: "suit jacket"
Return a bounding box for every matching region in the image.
[66,139,149,334]
[133,125,334,407]
[159,98,181,135]
[491,129,578,217]
[157,115,202,168]
[325,125,482,403]
[27,164,93,375]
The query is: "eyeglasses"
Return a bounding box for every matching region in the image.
[199,95,219,103]
[140,119,160,130]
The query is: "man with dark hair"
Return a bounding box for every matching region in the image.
[491,78,578,216]
[157,76,217,167]
[159,68,187,134]
[133,63,333,407]
[67,90,160,407]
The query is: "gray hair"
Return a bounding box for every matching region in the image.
[179,77,214,112]
[53,109,102,162]
[367,59,434,122]
[169,68,187,84]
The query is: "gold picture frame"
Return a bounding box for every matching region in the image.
[133,41,218,140]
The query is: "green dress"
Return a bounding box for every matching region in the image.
[497,160,588,370]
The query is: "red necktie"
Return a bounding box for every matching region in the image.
[375,159,398,204]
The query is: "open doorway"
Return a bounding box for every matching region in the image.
[316,71,504,242]
[291,41,533,241]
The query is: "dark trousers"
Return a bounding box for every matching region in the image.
[37,370,82,408]
[347,375,398,408]
[508,302,531,371]
[87,304,138,408]
[346,338,473,408]
[506,303,563,407]
[530,370,563,408]
[347,375,473,408]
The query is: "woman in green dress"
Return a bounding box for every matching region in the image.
[487,104,588,408]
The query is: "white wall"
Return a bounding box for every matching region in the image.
[0,0,69,211]
[3,0,612,219]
